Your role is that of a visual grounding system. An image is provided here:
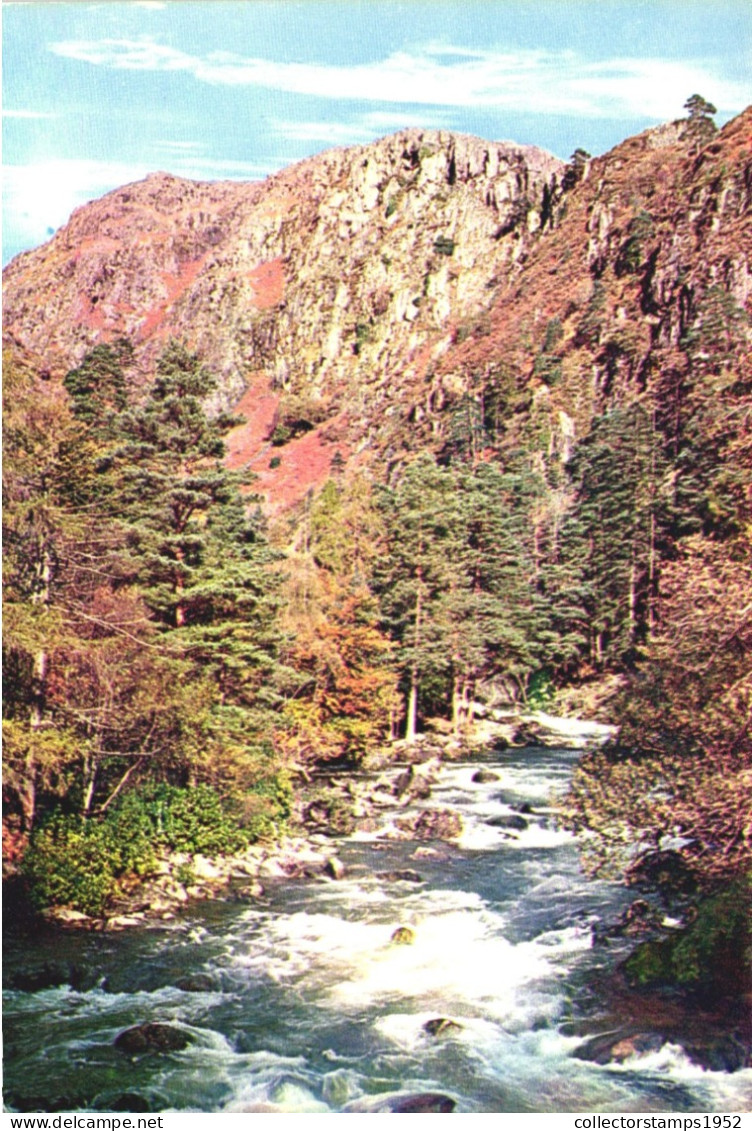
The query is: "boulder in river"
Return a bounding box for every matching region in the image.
[344,1091,456,1112]
[390,926,416,945]
[472,769,500,783]
[395,808,463,841]
[325,856,346,880]
[573,1029,665,1065]
[424,1017,464,1037]
[175,974,218,993]
[114,1022,193,1053]
[486,813,529,831]
[377,869,423,883]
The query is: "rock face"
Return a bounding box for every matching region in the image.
[2,130,561,510]
[3,110,750,517]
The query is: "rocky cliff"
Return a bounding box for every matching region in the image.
[3,111,750,510]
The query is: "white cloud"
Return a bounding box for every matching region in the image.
[3,158,153,250]
[2,154,278,261]
[47,37,751,120]
[3,109,58,119]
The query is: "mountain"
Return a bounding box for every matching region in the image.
[4,112,750,513]
[3,129,562,507]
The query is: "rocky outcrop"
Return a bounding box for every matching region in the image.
[3,130,562,510]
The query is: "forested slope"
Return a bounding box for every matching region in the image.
[3,104,750,931]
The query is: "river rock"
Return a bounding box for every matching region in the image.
[424,1017,464,1037]
[8,963,71,992]
[106,1093,153,1113]
[377,869,423,883]
[46,907,93,926]
[343,1091,456,1112]
[107,913,147,929]
[395,808,463,840]
[192,855,224,882]
[472,769,500,783]
[175,974,218,992]
[390,926,416,945]
[325,856,346,880]
[114,1022,193,1053]
[486,813,529,831]
[572,1029,665,1065]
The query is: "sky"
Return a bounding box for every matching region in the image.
[3,0,751,265]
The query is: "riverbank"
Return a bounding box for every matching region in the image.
[5,740,750,1114]
[15,712,614,932]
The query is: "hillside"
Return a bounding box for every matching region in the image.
[4,129,563,507]
[3,106,751,947]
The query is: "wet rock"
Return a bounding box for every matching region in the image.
[106,1093,152,1113]
[114,1022,193,1054]
[390,926,416,945]
[424,1017,464,1037]
[512,724,543,746]
[412,845,448,860]
[8,963,71,992]
[395,808,463,841]
[344,1091,456,1113]
[325,856,346,880]
[472,769,500,783]
[683,1033,750,1073]
[175,974,218,993]
[393,762,436,801]
[486,813,529,831]
[573,1029,665,1065]
[377,869,423,883]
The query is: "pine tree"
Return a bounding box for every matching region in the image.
[84,340,287,797]
[562,401,673,666]
[375,455,461,740]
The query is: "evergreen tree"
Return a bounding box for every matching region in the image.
[561,401,673,667]
[63,339,133,433]
[375,455,461,740]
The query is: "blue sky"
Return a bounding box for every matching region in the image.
[3,1,751,264]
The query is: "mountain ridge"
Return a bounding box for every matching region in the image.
[3,110,751,513]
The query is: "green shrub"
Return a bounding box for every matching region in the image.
[625,882,751,994]
[433,236,455,256]
[23,783,251,914]
[23,815,126,916]
[269,455,281,469]
[132,783,248,856]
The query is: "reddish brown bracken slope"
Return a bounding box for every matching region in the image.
[3,112,750,509]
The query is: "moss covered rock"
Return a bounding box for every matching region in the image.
[624,882,751,996]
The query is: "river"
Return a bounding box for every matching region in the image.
[4,746,751,1113]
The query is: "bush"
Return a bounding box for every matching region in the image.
[127,783,248,856]
[22,783,252,913]
[23,815,131,916]
[433,236,455,256]
[624,882,751,996]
